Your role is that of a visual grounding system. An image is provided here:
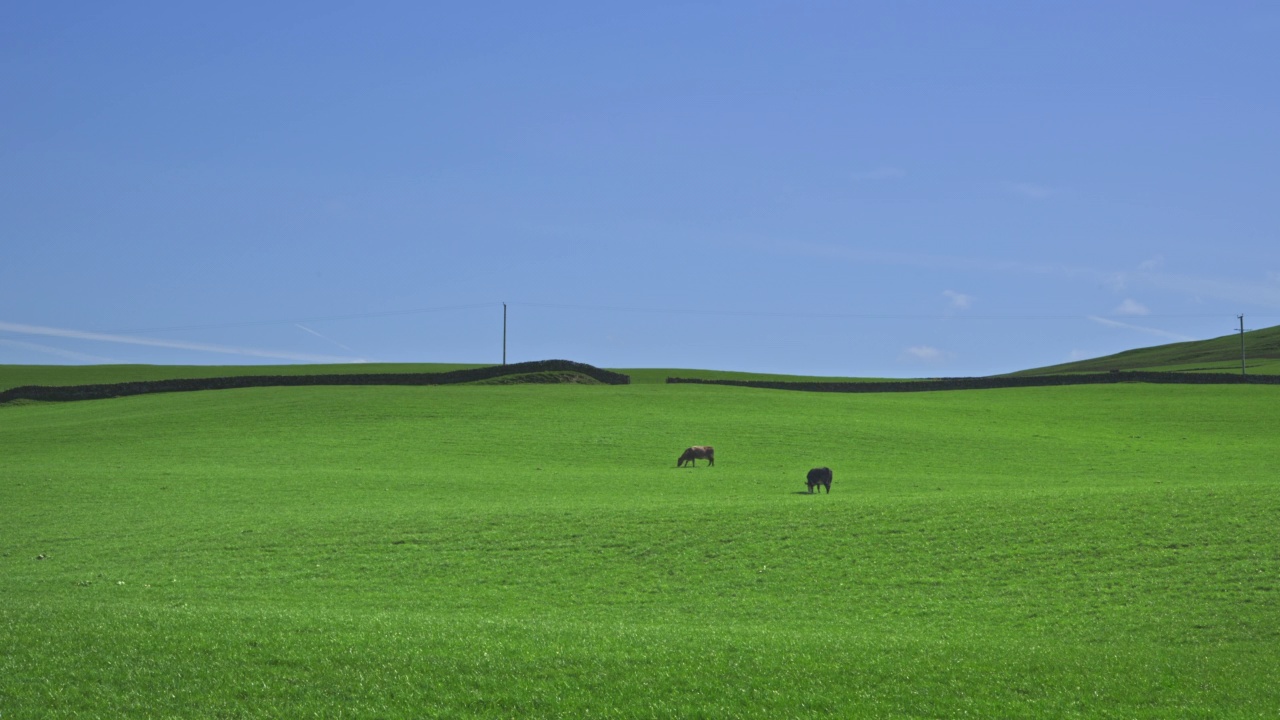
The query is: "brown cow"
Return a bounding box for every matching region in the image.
[677,446,715,467]
[806,467,833,494]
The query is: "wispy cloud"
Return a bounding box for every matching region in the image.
[0,338,119,364]
[851,166,907,181]
[943,290,974,310]
[1113,299,1149,316]
[1132,270,1280,309]
[778,242,1280,311]
[1138,255,1165,272]
[0,320,369,363]
[1087,316,1196,342]
[902,345,950,362]
[295,324,355,353]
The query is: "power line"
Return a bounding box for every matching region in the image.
[508,301,1270,322]
[98,300,1278,338]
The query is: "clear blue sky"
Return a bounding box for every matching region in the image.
[3,2,1278,377]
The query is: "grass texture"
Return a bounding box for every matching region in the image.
[3,381,1278,717]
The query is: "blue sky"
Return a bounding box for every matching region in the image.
[3,2,1278,377]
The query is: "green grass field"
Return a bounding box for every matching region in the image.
[3,375,1279,717]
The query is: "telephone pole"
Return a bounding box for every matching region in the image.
[1238,314,1246,376]
[503,303,508,366]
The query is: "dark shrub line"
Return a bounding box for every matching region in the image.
[0,360,629,403]
[666,371,1280,393]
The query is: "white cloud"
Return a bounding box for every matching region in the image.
[0,320,369,363]
[1067,349,1095,362]
[1087,316,1196,342]
[1138,255,1165,272]
[903,345,947,362]
[1113,299,1149,316]
[851,166,907,181]
[943,290,974,310]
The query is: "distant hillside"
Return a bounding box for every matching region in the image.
[0,360,629,403]
[1011,324,1280,376]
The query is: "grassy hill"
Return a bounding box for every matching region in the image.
[3,375,1278,716]
[1012,324,1280,376]
[5,323,1279,395]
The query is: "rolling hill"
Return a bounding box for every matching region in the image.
[3,324,1280,401]
[1010,324,1280,376]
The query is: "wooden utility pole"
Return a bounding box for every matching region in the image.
[1239,314,1246,376]
[503,303,508,366]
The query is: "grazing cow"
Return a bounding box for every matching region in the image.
[677,446,715,467]
[806,467,833,494]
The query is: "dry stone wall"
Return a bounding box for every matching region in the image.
[0,360,629,403]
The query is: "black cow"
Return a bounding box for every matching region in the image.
[806,467,833,494]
